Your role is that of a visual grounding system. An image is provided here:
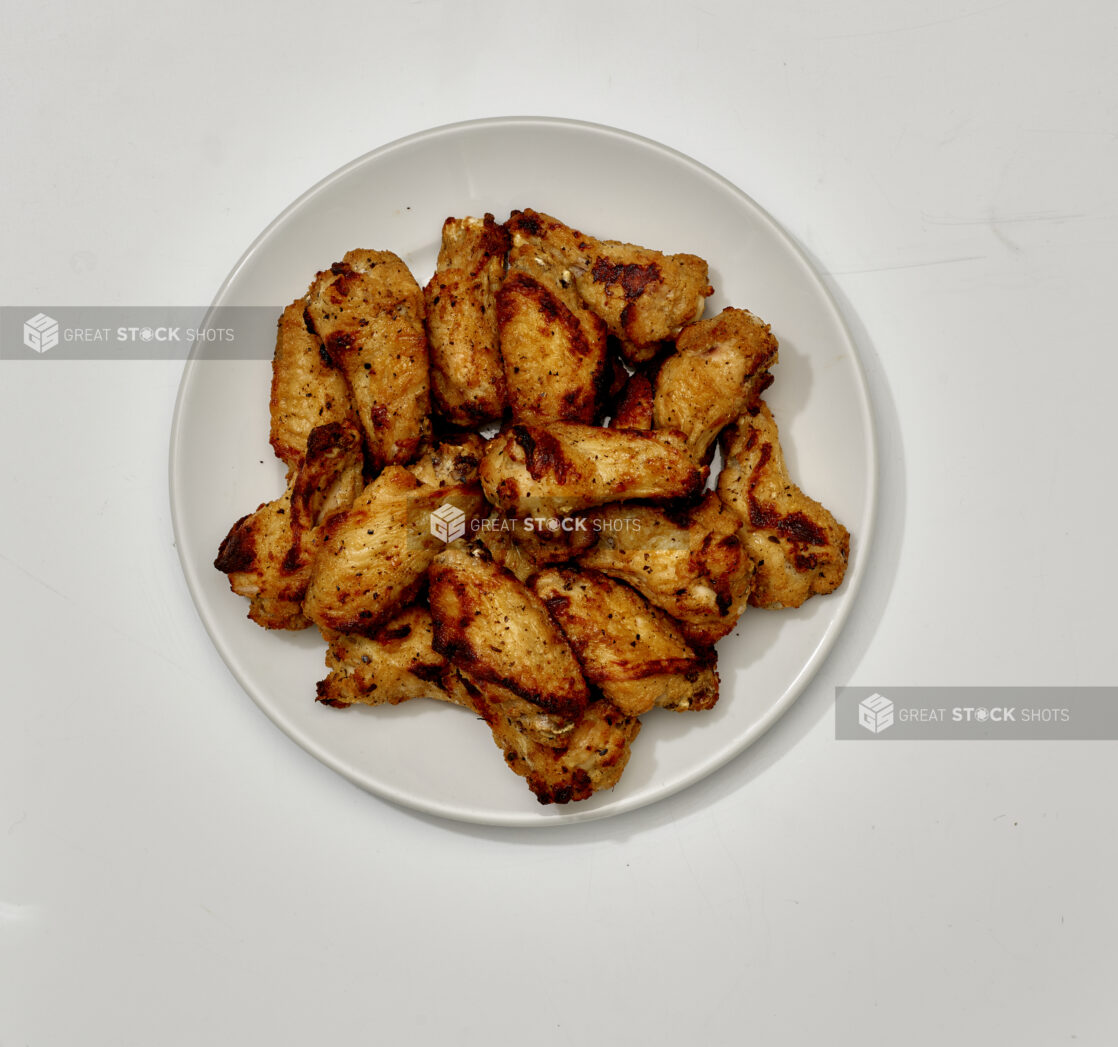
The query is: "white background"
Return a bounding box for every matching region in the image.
[3,1,1116,1044]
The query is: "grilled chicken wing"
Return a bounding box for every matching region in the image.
[653,307,778,461]
[428,541,589,722]
[269,298,358,477]
[534,567,719,716]
[718,402,849,608]
[505,209,712,363]
[214,421,364,630]
[306,250,431,470]
[479,421,705,518]
[302,465,485,636]
[424,215,510,426]
[465,689,641,805]
[313,604,477,709]
[497,228,609,424]
[580,491,752,646]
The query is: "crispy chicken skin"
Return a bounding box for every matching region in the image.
[718,402,849,609]
[428,541,589,721]
[505,209,713,364]
[315,605,465,708]
[424,215,510,426]
[497,228,609,424]
[653,307,779,461]
[306,250,431,471]
[534,567,719,716]
[479,421,705,518]
[214,421,365,630]
[580,491,753,646]
[269,298,358,477]
[609,372,654,430]
[302,466,485,636]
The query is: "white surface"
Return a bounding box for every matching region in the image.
[2,1,1116,1043]
[170,117,875,825]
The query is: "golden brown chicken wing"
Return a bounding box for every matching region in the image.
[424,215,510,426]
[534,567,719,716]
[579,491,753,646]
[315,605,465,708]
[302,465,485,636]
[718,402,850,608]
[653,307,778,461]
[305,249,431,470]
[427,541,589,721]
[269,298,358,477]
[214,420,365,630]
[478,421,705,518]
[497,228,609,424]
[505,209,713,363]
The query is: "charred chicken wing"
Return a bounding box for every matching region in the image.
[718,402,849,609]
[306,250,431,470]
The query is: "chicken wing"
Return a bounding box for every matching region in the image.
[497,226,608,424]
[305,249,431,470]
[465,688,641,805]
[269,298,358,477]
[424,215,510,426]
[479,421,705,518]
[214,420,365,630]
[427,541,589,721]
[315,605,469,708]
[505,209,712,363]
[534,567,719,716]
[653,307,778,461]
[579,491,753,646]
[718,402,850,608]
[302,465,485,636]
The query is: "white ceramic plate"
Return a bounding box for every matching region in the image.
[170,117,876,827]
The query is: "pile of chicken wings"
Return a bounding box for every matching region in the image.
[214,209,850,805]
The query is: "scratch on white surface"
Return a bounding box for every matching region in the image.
[0,551,69,601]
[830,254,985,276]
[819,1,1014,40]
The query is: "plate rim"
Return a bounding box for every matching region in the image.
[169,115,878,828]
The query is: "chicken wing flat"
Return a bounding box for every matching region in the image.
[718,402,850,609]
[302,465,485,636]
[534,567,719,716]
[269,298,358,476]
[306,250,431,470]
[424,215,510,426]
[579,491,753,646]
[479,421,705,518]
[315,605,466,708]
[214,420,365,630]
[428,541,589,721]
[505,209,713,363]
[653,307,779,461]
[497,230,608,424]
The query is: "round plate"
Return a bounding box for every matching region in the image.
[169,117,876,827]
